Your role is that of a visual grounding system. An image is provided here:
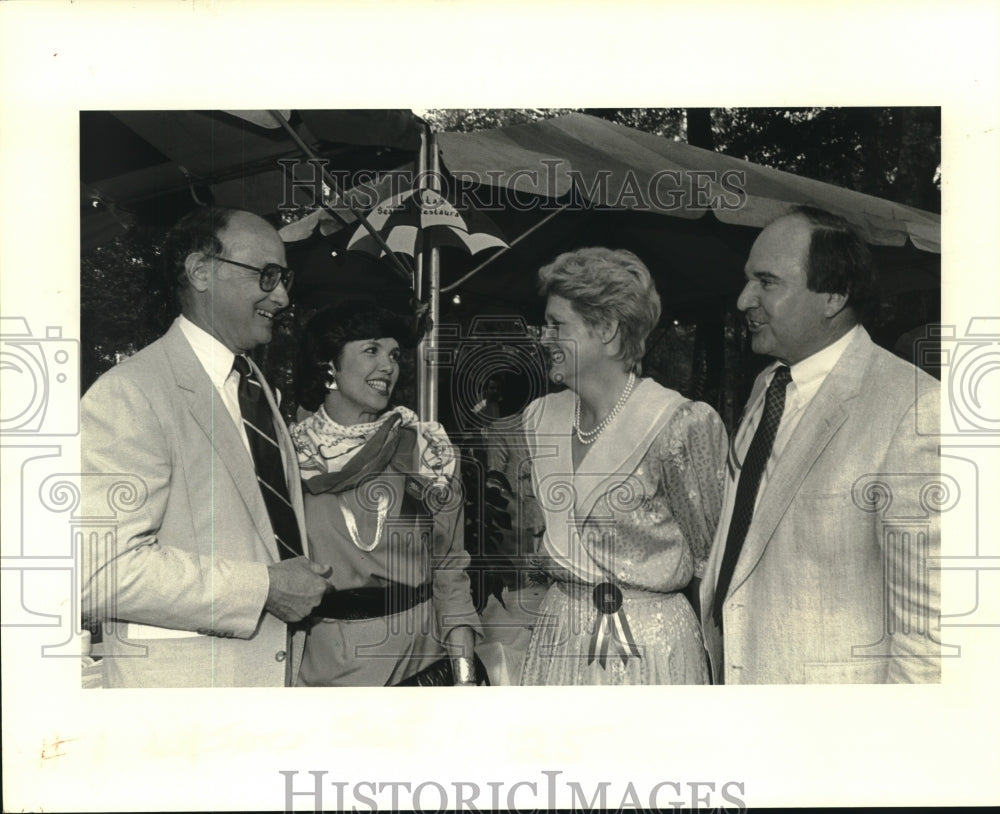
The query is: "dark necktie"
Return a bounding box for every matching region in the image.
[712,365,792,629]
[233,356,303,560]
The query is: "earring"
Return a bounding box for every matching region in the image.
[325,361,338,391]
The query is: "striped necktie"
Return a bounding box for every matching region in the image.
[712,365,792,630]
[233,356,303,560]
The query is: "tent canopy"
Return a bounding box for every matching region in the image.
[80,110,940,323]
[437,113,940,251]
[410,113,940,321]
[80,109,423,251]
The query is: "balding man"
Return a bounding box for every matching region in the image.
[82,206,332,687]
[700,206,941,684]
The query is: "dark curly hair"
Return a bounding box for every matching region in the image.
[160,205,239,312]
[294,304,416,412]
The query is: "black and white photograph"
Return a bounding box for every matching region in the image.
[1,2,997,811]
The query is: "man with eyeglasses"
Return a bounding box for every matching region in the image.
[81,206,333,687]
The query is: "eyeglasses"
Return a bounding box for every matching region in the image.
[212,256,295,293]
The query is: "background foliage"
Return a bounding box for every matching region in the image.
[422,106,941,212]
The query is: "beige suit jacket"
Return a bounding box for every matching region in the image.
[81,319,309,687]
[700,328,942,683]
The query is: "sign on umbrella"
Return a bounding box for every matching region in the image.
[346,187,509,258]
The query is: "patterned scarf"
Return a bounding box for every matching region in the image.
[289,405,455,486]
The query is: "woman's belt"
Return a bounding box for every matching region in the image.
[312,581,432,621]
[553,578,680,602]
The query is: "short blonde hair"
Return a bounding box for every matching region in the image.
[538,247,661,373]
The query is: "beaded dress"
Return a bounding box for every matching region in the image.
[518,379,726,685]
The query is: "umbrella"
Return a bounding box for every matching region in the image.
[345,187,508,258]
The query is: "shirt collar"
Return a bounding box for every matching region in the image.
[783,323,862,403]
[790,323,860,381]
[177,314,238,388]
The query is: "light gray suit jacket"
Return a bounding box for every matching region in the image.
[81,319,309,687]
[700,328,942,683]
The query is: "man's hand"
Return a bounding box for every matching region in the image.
[265,557,334,623]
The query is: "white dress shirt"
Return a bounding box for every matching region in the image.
[177,315,251,455]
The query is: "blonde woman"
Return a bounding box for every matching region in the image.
[519,248,726,685]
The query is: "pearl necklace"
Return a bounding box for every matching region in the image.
[574,372,636,445]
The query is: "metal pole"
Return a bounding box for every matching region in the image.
[426,131,441,424]
[415,127,431,421]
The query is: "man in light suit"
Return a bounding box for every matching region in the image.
[700,206,941,684]
[81,206,332,687]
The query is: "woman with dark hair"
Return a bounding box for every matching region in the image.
[518,248,727,685]
[289,304,482,686]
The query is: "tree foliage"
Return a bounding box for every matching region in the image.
[80,225,172,389]
[425,106,940,211]
[579,108,686,139]
[421,108,577,133]
[713,107,940,212]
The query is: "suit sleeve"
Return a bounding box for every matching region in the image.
[80,371,270,638]
[880,383,942,683]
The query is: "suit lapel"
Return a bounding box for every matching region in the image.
[727,372,769,480]
[704,365,771,604]
[726,330,876,594]
[701,370,769,624]
[161,323,278,560]
[249,356,308,556]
